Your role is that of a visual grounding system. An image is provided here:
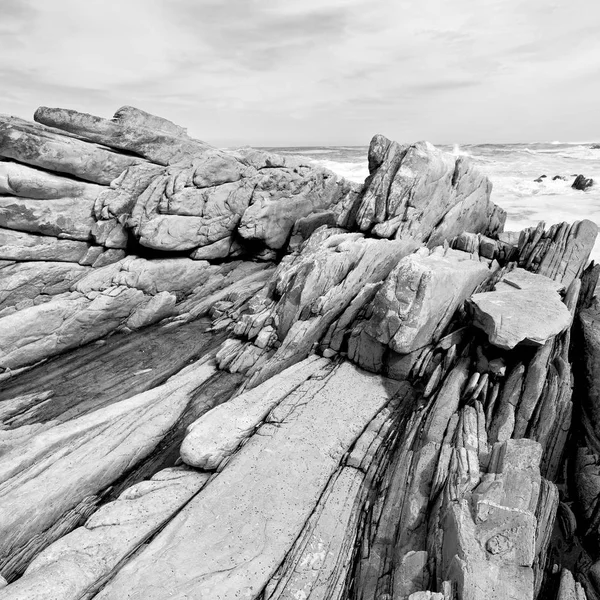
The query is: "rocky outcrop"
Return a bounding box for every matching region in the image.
[0,103,599,600]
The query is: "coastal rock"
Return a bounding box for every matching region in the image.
[0,116,144,185]
[0,161,105,199]
[237,167,344,249]
[438,440,545,600]
[572,174,594,190]
[469,287,572,349]
[0,102,596,600]
[352,137,505,244]
[0,196,96,241]
[0,262,90,312]
[95,363,402,600]
[494,267,566,294]
[518,220,598,287]
[0,360,216,568]
[0,229,91,263]
[180,355,331,469]
[0,467,210,600]
[365,247,492,354]
[34,105,210,165]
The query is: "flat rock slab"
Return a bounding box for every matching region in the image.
[494,268,565,294]
[180,355,331,469]
[0,360,217,565]
[469,289,572,349]
[0,318,219,425]
[0,467,210,600]
[0,228,90,263]
[96,362,402,600]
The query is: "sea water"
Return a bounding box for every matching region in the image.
[267,143,600,263]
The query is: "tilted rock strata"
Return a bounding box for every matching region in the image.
[96,363,404,600]
[0,467,210,600]
[0,360,216,567]
[0,103,598,600]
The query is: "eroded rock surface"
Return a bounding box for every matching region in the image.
[0,103,598,600]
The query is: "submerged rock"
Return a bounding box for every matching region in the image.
[572,174,594,190]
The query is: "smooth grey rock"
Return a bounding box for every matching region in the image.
[96,362,401,600]
[0,361,216,566]
[0,195,96,241]
[366,247,491,354]
[0,116,144,185]
[0,229,91,262]
[0,467,210,600]
[180,355,331,469]
[34,106,210,165]
[0,161,105,199]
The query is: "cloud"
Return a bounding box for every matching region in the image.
[0,0,599,144]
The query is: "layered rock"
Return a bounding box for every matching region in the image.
[1,102,599,600]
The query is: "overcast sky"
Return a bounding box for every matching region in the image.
[1,0,599,146]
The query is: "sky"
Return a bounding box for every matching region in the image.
[1,0,599,146]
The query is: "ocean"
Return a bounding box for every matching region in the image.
[267,142,600,264]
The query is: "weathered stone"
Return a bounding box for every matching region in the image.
[556,569,587,600]
[494,267,566,294]
[247,232,417,386]
[0,196,96,240]
[580,299,600,433]
[0,161,105,199]
[34,106,210,165]
[0,229,91,262]
[365,247,491,354]
[0,467,210,600]
[0,287,144,369]
[353,138,505,246]
[95,363,401,600]
[519,219,597,288]
[264,467,364,600]
[180,355,331,469]
[238,168,342,249]
[0,360,216,566]
[440,440,543,600]
[469,289,572,349]
[572,174,594,191]
[0,116,144,184]
[0,262,90,312]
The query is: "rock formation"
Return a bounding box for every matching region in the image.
[0,104,599,600]
[572,175,595,191]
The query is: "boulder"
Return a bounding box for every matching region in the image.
[365,247,492,354]
[352,137,505,245]
[238,167,344,249]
